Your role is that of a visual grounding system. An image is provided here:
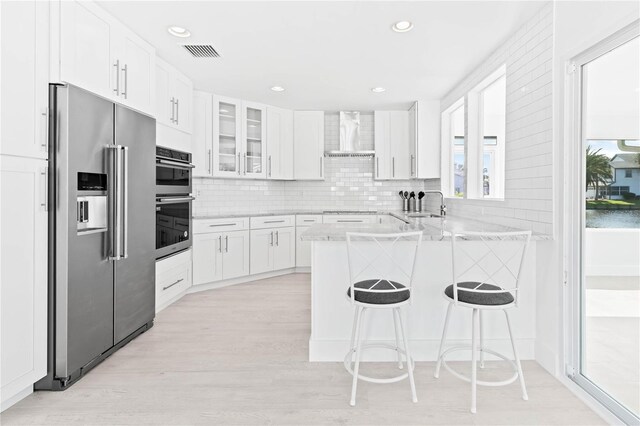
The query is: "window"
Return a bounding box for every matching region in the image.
[441,66,506,200]
[624,169,632,178]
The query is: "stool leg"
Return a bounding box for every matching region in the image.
[395,308,418,403]
[471,308,478,414]
[392,308,403,369]
[479,310,485,369]
[350,307,366,407]
[434,302,453,378]
[504,309,528,401]
[348,306,359,363]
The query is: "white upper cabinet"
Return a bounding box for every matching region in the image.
[294,111,325,180]
[212,95,243,177]
[242,101,267,179]
[374,110,410,180]
[57,1,155,116]
[266,106,294,180]
[154,57,192,133]
[192,91,213,177]
[413,100,441,179]
[0,1,49,160]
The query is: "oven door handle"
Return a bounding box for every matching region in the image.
[156,158,196,169]
[156,196,195,205]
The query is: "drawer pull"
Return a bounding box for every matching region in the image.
[162,278,184,291]
[303,219,316,222]
[209,223,236,227]
[264,220,285,224]
[337,220,364,223]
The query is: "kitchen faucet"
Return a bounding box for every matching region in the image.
[422,190,447,216]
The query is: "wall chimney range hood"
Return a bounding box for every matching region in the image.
[325,111,375,157]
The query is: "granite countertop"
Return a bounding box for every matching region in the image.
[193,210,549,241]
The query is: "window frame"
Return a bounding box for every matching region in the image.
[440,98,466,198]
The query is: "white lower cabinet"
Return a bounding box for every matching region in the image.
[295,214,322,268]
[250,227,295,275]
[193,230,250,285]
[1,156,48,409]
[155,249,192,312]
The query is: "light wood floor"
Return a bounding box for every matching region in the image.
[2,273,604,425]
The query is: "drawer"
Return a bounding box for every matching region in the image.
[156,249,192,310]
[322,214,378,224]
[250,215,295,230]
[194,217,249,234]
[296,214,323,226]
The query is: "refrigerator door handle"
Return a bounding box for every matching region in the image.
[122,146,129,259]
[109,145,122,261]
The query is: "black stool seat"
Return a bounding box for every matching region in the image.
[347,279,410,305]
[444,281,514,306]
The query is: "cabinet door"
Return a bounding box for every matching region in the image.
[212,96,242,177]
[294,111,325,180]
[222,231,250,280]
[389,111,411,180]
[119,29,155,115]
[0,156,47,402]
[242,101,267,179]
[374,111,391,180]
[0,0,49,160]
[173,72,193,134]
[59,1,113,100]
[273,227,296,270]
[192,91,213,177]
[250,229,274,275]
[193,233,223,285]
[155,60,173,126]
[296,226,312,268]
[267,106,294,180]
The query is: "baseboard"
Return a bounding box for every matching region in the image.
[534,340,559,376]
[309,337,536,362]
[188,268,305,294]
[1,384,33,412]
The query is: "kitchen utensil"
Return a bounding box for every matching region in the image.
[404,191,409,199]
[418,191,425,199]
[399,191,405,199]
[410,191,415,199]
[409,197,416,212]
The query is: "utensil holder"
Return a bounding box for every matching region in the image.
[408,198,416,212]
[402,199,409,212]
[416,199,422,212]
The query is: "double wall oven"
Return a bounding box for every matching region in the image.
[156,146,194,259]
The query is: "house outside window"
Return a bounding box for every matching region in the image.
[625,169,632,178]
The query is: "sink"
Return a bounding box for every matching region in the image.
[407,213,443,218]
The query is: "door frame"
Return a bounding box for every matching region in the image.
[564,20,639,425]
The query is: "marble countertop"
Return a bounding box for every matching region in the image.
[193,210,378,220]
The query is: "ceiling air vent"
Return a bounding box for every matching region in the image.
[181,44,220,58]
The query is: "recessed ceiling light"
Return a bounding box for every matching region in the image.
[392,21,414,33]
[167,26,191,38]
[270,86,285,92]
[371,87,386,93]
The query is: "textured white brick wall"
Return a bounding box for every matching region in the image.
[193,112,424,216]
[433,2,554,235]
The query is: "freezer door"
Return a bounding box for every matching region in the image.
[55,85,115,378]
[113,105,156,343]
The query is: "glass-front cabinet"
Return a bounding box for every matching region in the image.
[212,96,266,179]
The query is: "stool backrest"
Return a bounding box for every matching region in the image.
[450,230,531,306]
[345,232,423,304]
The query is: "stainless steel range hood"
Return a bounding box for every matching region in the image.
[325,111,375,157]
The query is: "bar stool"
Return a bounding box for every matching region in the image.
[434,230,531,413]
[344,231,422,406]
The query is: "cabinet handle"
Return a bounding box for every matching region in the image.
[170,98,175,123]
[113,60,120,96]
[207,149,212,173]
[209,223,237,227]
[242,153,246,175]
[237,153,241,175]
[175,99,179,125]
[275,230,279,246]
[41,108,48,151]
[303,219,315,222]
[376,157,379,178]
[337,219,364,223]
[264,220,285,224]
[163,278,184,291]
[410,154,415,177]
[392,157,395,178]
[41,167,48,211]
[270,231,274,246]
[268,155,272,177]
[219,235,223,253]
[225,235,229,252]
[121,64,128,99]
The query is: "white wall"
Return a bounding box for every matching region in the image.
[433,2,555,235]
[193,112,425,216]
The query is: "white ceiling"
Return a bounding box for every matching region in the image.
[98,1,547,110]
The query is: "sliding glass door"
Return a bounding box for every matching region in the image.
[570,22,640,424]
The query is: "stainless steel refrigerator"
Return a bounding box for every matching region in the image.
[37,84,156,390]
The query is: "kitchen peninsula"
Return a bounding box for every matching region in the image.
[302,213,545,362]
